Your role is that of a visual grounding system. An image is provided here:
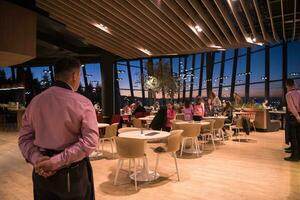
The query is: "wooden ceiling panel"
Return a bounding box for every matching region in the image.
[35,0,299,59]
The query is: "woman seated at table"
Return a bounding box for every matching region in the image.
[149,106,167,131]
[222,101,233,124]
[193,96,205,121]
[166,102,176,131]
[182,100,193,121]
[205,98,214,116]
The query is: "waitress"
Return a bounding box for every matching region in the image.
[193,96,205,121]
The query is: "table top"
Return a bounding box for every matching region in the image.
[174,121,210,126]
[203,116,228,119]
[139,116,155,121]
[118,130,170,140]
[269,110,286,114]
[98,123,110,128]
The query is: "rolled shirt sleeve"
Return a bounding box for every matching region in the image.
[286,93,300,119]
[18,107,43,165]
[50,102,99,171]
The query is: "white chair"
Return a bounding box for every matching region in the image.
[153,130,183,181]
[114,137,147,191]
[100,123,118,157]
[178,123,202,157]
[213,118,226,142]
[200,119,216,150]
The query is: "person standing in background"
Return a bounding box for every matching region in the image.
[182,100,193,121]
[284,79,300,162]
[19,57,99,199]
[193,96,205,121]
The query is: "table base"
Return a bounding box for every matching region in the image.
[183,147,203,154]
[129,170,160,182]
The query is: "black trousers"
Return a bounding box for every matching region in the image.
[33,157,95,200]
[287,113,300,158]
[193,116,203,121]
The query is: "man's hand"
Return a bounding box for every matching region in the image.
[296,116,300,124]
[34,156,56,178]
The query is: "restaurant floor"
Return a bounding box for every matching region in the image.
[0,130,299,200]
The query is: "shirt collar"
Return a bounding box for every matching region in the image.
[53,80,74,91]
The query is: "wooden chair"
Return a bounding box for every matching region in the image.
[100,123,118,157]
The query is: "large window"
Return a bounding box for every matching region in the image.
[212,63,221,87]
[250,50,265,83]
[270,45,282,81]
[236,56,246,84]
[223,59,233,86]
[288,41,300,79]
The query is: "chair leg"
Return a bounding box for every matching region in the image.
[144,156,150,181]
[180,138,185,157]
[211,134,216,150]
[253,123,256,132]
[101,139,104,153]
[154,154,160,180]
[114,159,122,185]
[133,159,138,191]
[128,159,131,175]
[194,137,199,157]
[173,152,180,181]
[110,139,114,158]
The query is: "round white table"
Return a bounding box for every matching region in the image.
[98,123,110,128]
[118,130,170,181]
[203,116,228,119]
[174,121,209,154]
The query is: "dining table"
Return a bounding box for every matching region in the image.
[118,130,170,181]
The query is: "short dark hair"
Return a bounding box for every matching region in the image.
[54,57,81,77]
[286,79,295,87]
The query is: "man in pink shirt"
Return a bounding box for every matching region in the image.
[19,57,99,199]
[284,79,300,162]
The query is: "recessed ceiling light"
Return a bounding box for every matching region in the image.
[138,48,152,55]
[195,25,203,32]
[93,23,110,34]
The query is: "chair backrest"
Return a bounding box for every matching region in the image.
[166,130,183,152]
[213,118,225,130]
[135,112,145,118]
[104,123,119,138]
[118,127,140,134]
[171,120,183,130]
[176,114,185,120]
[132,118,143,128]
[115,137,145,158]
[111,114,121,124]
[96,113,103,123]
[201,119,215,133]
[236,118,244,128]
[145,111,151,116]
[178,123,201,137]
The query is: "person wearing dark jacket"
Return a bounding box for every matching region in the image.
[132,101,146,115]
[149,106,167,131]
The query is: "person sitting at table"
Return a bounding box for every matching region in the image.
[166,102,176,132]
[132,101,146,115]
[182,100,193,121]
[223,101,233,124]
[234,92,243,106]
[262,99,269,109]
[122,102,132,115]
[149,106,167,131]
[193,96,205,121]
[211,92,222,107]
[205,98,214,116]
[151,101,160,111]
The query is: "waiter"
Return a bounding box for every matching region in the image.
[284,79,300,162]
[19,57,99,199]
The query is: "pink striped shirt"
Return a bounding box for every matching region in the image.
[286,89,300,118]
[18,84,99,170]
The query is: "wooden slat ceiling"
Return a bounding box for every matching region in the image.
[36,0,300,59]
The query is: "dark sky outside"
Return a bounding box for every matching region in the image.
[2,41,300,98]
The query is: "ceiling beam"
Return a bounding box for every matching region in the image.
[253,0,271,42]
[292,0,297,41]
[266,0,280,42]
[280,0,287,41]
[213,0,244,43]
[240,0,259,40]
[188,0,228,47]
[202,0,236,45]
